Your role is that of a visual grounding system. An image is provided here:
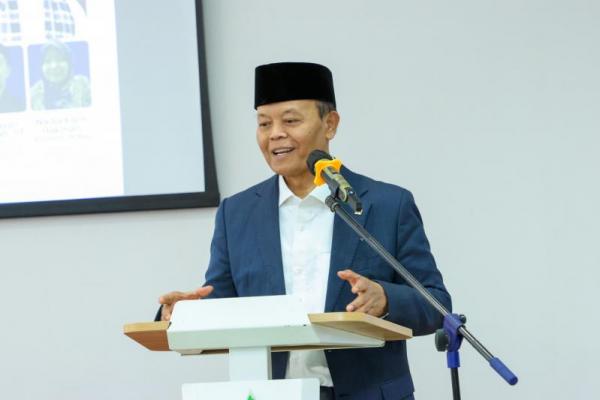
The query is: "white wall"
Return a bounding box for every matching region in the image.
[1,0,599,398]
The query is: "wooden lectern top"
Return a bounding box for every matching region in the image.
[124,320,170,351]
[124,312,412,353]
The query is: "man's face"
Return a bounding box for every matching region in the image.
[256,99,338,180]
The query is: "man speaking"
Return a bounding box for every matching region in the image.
[158,62,452,400]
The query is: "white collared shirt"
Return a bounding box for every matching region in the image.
[278,176,334,386]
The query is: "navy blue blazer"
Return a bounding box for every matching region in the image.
[204,168,451,399]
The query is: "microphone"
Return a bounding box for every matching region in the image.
[307,150,363,215]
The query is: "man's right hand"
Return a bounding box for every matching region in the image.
[158,285,214,321]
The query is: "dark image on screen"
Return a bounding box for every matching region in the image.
[0,44,26,113]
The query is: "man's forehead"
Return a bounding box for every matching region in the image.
[256,99,317,117]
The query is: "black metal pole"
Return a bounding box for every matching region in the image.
[451,368,461,400]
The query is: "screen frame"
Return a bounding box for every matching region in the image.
[0,0,220,219]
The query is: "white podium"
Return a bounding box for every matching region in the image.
[124,295,412,400]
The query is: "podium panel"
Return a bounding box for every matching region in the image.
[182,378,319,400]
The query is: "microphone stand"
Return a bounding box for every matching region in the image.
[325,196,518,400]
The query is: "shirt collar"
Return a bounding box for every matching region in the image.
[278,175,295,206]
[278,175,331,207]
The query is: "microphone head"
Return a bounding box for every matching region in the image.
[307,149,333,176]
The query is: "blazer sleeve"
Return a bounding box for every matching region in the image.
[203,198,239,298]
[376,190,452,336]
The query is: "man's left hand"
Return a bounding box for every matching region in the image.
[337,269,388,317]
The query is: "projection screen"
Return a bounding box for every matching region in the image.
[0,0,219,218]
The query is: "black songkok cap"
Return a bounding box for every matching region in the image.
[254,62,336,109]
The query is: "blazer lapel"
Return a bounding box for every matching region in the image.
[325,169,371,312]
[254,176,286,295]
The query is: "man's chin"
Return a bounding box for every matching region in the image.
[268,161,290,175]
[269,164,300,178]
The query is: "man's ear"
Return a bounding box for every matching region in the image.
[325,111,340,140]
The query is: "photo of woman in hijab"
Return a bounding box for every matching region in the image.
[29,40,91,111]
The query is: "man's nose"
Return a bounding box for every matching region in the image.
[269,122,287,140]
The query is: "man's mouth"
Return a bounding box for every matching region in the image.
[272,147,294,156]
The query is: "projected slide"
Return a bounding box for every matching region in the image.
[0,1,123,203]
